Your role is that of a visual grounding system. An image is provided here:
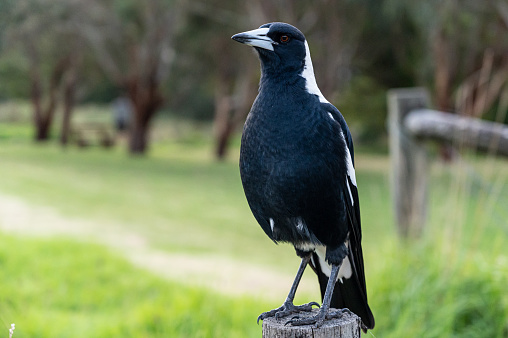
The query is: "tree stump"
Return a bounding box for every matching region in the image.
[262,308,361,338]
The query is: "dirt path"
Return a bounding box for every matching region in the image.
[0,193,318,300]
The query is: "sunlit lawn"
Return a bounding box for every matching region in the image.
[0,234,267,337]
[0,103,507,337]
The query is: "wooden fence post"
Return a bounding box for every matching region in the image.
[262,309,361,338]
[387,88,430,238]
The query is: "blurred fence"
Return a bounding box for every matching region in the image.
[387,88,508,238]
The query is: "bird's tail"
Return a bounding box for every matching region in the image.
[310,251,375,331]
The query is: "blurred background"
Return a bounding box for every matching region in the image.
[0,0,507,337]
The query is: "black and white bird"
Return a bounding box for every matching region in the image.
[232,22,375,330]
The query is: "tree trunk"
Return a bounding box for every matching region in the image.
[214,85,233,160]
[433,30,452,113]
[213,55,257,160]
[216,124,233,160]
[28,46,71,142]
[60,67,77,146]
[125,73,164,155]
[128,116,150,154]
[35,118,51,141]
[432,28,455,161]
[30,52,48,142]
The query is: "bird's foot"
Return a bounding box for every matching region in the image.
[285,308,352,328]
[257,301,320,324]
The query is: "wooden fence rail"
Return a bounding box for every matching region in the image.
[387,88,508,238]
[405,109,508,156]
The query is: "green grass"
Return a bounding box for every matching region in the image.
[0,138,396,272]
[373,240,508,338]
[0,234,267,337]
[1,102,508,337]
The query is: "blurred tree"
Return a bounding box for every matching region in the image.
[384,0,508,114]
[454,1,508,120]
[82,0,184,154]
[338,75,388,142]
[2,0,84,142]
[0,50,31,100]
[383,0,508,159]
[2,0,505,156]
[178,2,258,160]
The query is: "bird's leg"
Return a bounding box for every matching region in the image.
[257,254,319,324]
[286,262,350,328]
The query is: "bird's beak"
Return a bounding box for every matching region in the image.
[232,27,274,51]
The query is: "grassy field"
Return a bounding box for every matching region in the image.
[0,102,507,337]
[0,234,267,337]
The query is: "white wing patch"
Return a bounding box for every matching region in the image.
[346,178,354,206]
[269,218,275,232]
[345,147,357,187]
[338,130,357,188]
[301,41,329,103]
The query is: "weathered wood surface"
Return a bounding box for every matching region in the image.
[405,109,508,157]
[387,88,430,238]
[262,308,361,338]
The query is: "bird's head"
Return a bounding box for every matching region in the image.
[232,22,327,103]
[232,22,307,75]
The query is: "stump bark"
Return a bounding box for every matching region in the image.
[262,308,361,338]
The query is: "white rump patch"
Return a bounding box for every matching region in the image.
[301,41,328,103]
[295,242,316,252]
[314,242,353,282]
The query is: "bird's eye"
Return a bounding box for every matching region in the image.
[279,35,290,43]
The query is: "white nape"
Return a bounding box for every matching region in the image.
[301,41,329,103]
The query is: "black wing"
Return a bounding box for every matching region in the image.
[313,105,375,330]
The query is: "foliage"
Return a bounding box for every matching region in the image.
[0,50,30,100]
[338,75,388,142]
[1,0,507,152]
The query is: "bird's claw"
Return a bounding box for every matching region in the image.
[257,301,320,324]
[326,308,353,320]
[274,301,319,320]
[285,308,351,328]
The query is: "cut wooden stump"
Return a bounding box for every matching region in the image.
[262,308,361,338]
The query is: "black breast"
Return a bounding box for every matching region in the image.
[239,91,349,248]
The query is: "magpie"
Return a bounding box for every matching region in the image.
[232,22,375,330]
